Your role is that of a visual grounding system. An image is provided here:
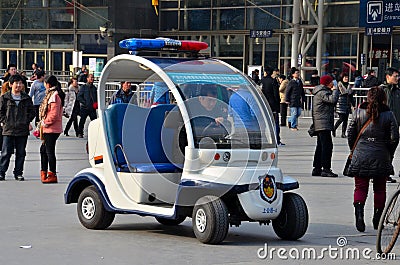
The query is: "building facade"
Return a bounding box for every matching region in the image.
[0,0,158,74]
[1,0,399,83]
[158,0,400,82]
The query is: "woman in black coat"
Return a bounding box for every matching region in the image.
[333,73,355,138]
[347,86,399,232]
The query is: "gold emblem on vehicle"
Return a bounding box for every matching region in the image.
[259,174,277,203]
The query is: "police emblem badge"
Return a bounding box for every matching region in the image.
[259,174,277,203]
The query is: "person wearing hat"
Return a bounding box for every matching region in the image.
[311,75,339,177]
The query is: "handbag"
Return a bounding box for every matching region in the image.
[343,117,372,177]
[33,121,45,140]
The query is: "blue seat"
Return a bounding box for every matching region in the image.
[104,103,183,173]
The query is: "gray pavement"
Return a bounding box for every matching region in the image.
[0,118,399,264]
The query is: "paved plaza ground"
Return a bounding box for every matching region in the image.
[0,118,399,264]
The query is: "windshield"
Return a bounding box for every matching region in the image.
[162,59,275,149]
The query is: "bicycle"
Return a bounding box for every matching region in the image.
[376,183,400,254]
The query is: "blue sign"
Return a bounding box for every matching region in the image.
[360,53,366,65]
[297,54,302,66]
[360,0,400,27]
[250,30,273,38]
[167,72,248,85]
[365,26,392,35]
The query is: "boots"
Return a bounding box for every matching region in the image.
[373,208,384,230]
[40,171,47,183]
[354,202,365,232]
[42,171,58,184]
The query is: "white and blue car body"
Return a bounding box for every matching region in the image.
[65,38,308,244]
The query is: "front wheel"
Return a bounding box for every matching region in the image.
[376,189,400,254]
[77,185,115,229]
[272,193,308,240]
[192,196,229,244]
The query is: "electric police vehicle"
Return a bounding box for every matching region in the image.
[64,38,308,244]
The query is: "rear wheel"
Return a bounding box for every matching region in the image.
[272,193,308,240]
[192,196,229,244]
[376,189,400,254]
[155,215,186,226]
[77,185,115,229]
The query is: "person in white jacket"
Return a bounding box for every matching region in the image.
[63,77,80,136]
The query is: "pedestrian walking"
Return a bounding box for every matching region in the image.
[381,67,400,183]
[38,75,65,183]
[63,77,80,136]
[347,86,399,232]
[76,74,97,138]
[333,73,355,138]
[285,68,305,130]
[278,74,288,126]
[311,75,339,178]
[28,70,46,124]
[261,67,283,145]
[0,74,35,181]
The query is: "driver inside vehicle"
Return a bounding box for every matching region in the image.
[187,85,230,139]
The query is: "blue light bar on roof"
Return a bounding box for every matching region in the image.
[119,37,208,52]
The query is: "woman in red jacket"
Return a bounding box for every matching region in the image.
[38,75,65,183]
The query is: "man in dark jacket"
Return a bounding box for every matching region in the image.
[108,81,136,105]
[285,68,305,130]
[381,67,400,183]
[381,67,400,125]
[77,74,97,138]
[311,75,339,177]
[364,69,380,87]
[0,74,35,181]
[261,67,284,145]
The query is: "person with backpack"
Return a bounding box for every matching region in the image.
[38,75,65,183]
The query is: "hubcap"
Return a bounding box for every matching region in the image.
[195,208,207,232]
[82,197,96,220]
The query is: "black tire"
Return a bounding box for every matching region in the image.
[155,215,186,226]
[192,196,229,244]
[376,189,400,254]
[77,185,115,230]
[272,192,308,240]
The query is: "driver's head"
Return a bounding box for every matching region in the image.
[199,86,217,111]
[121,81,131,92]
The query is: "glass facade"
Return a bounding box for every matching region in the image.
[0,0,108,71]
[0,0,397,83]
[158,0,396,83]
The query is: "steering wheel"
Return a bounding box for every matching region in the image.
[201,120,229,137]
